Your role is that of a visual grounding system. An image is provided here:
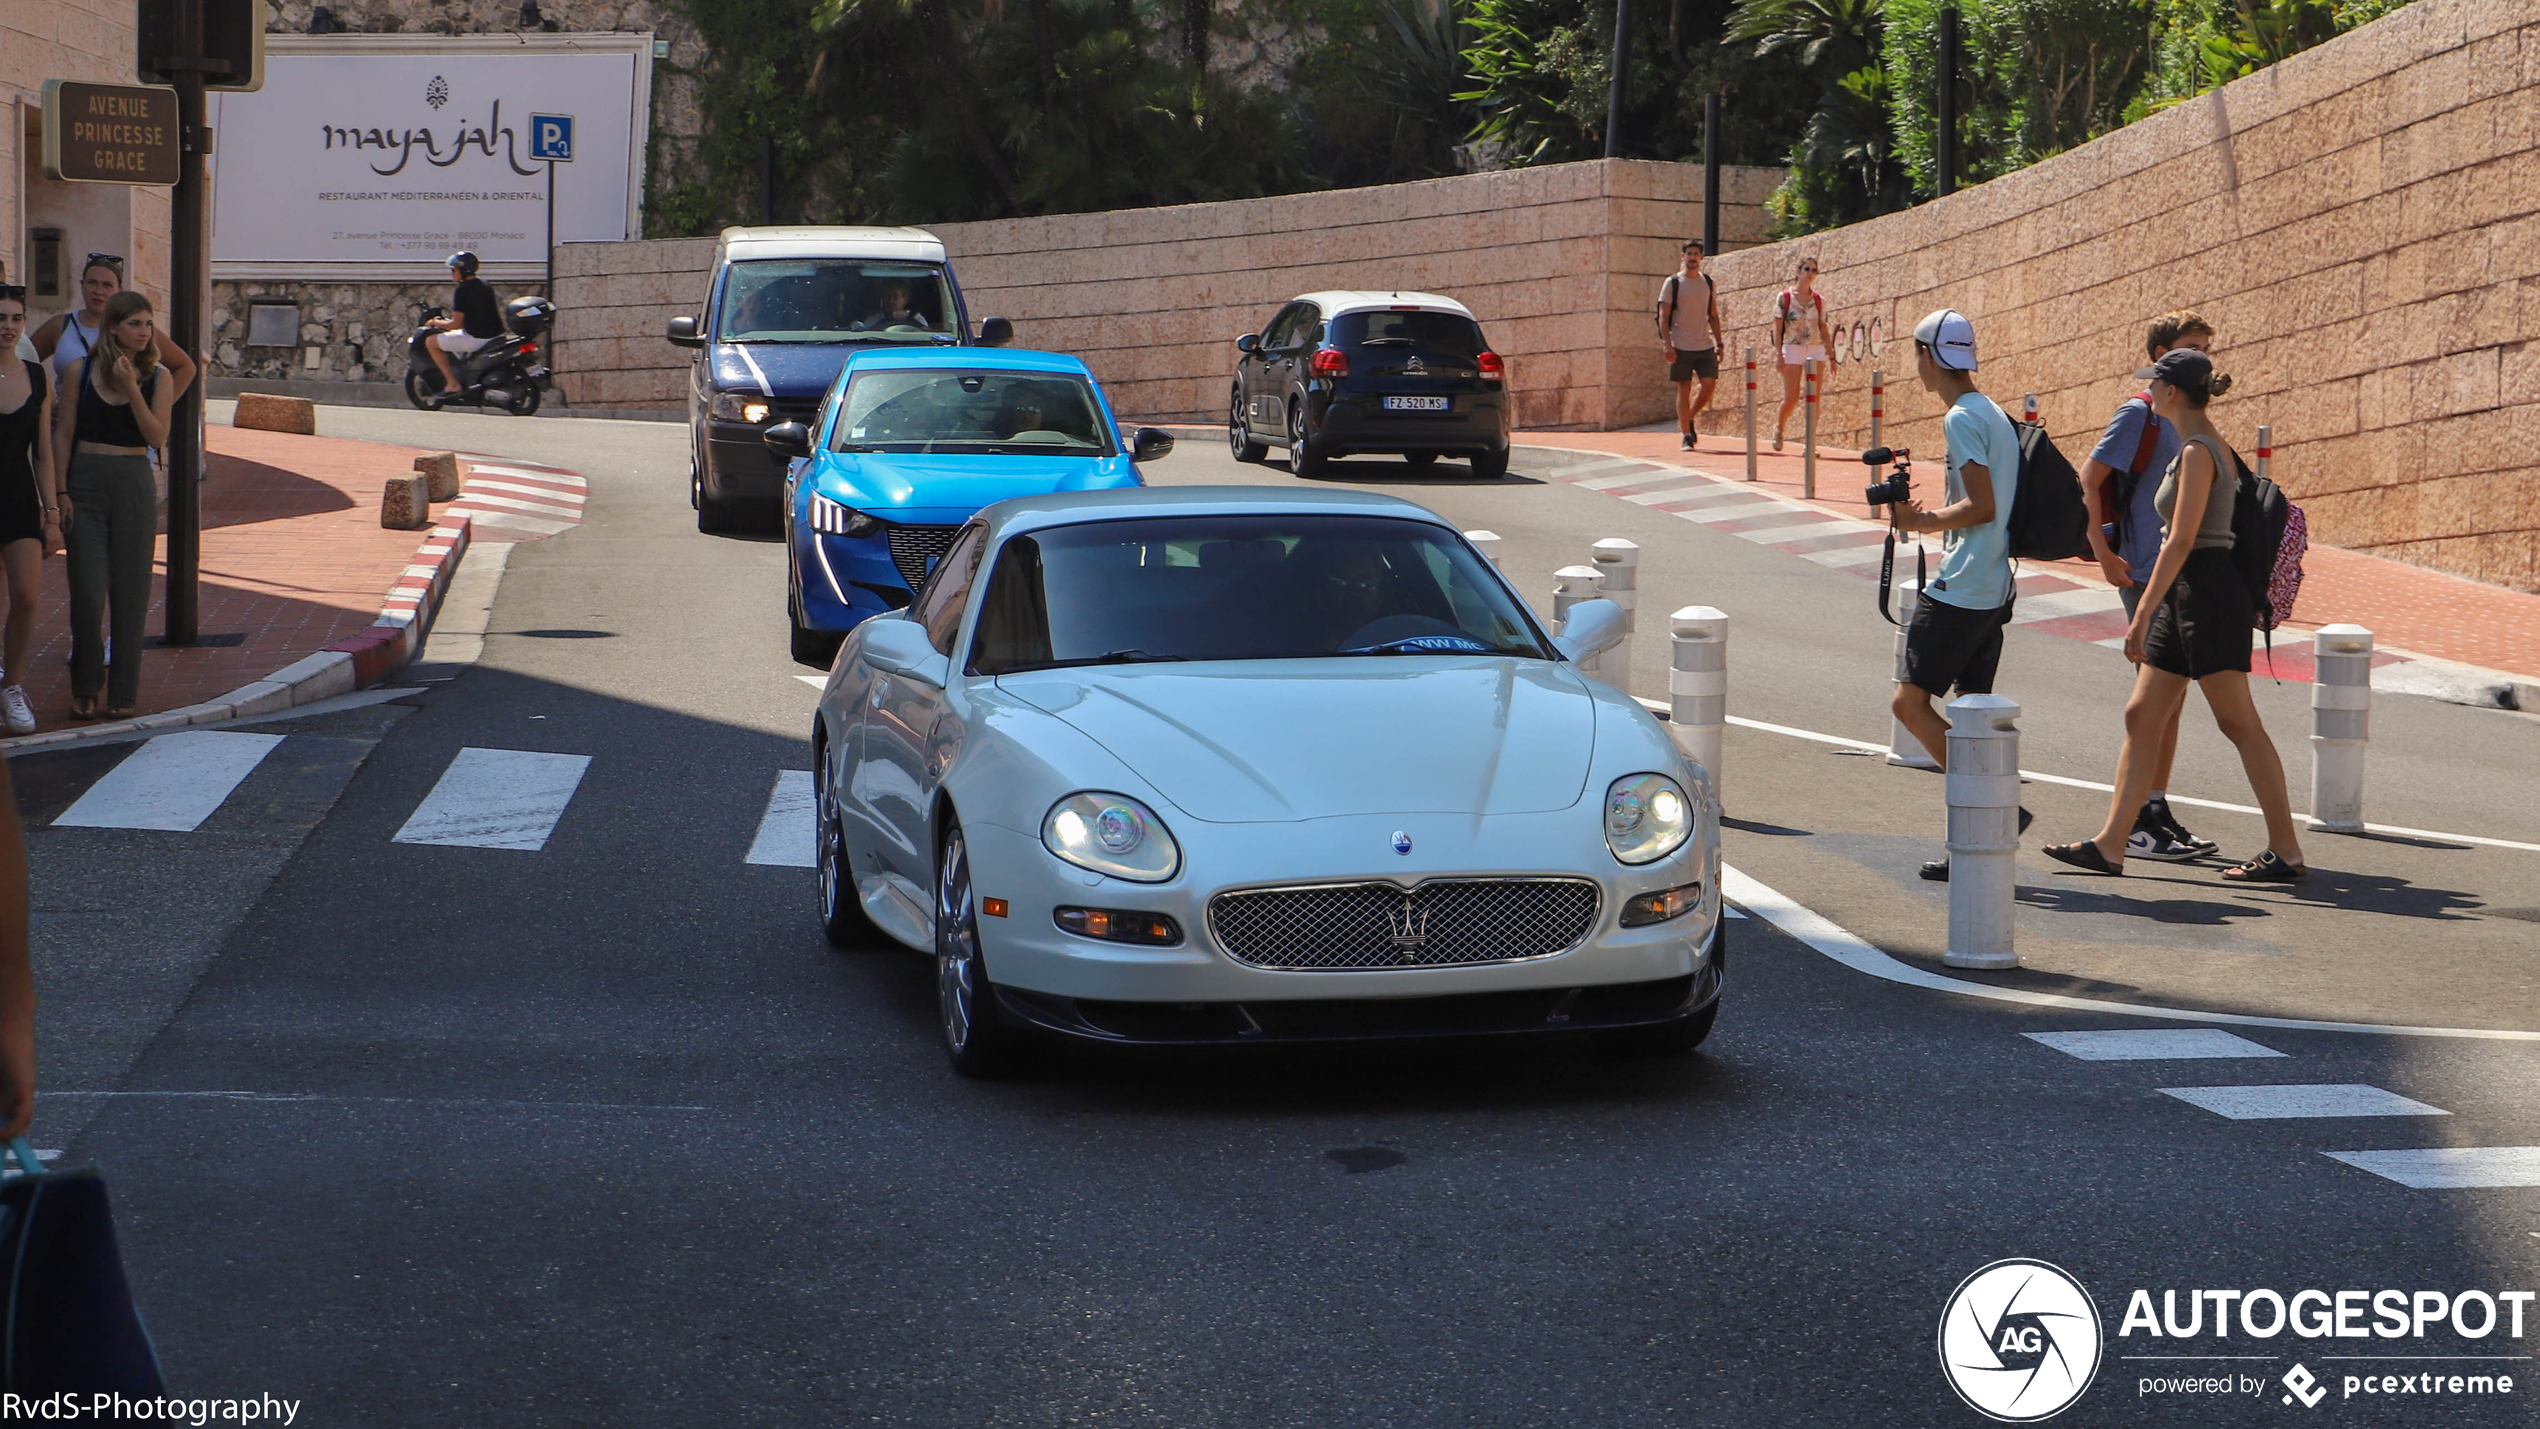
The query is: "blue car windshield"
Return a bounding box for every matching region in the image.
[968,516,1553,674]
[717,260,956,344]
[834,369,1116,456]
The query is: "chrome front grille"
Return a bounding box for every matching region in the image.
[885,523,961,590]
[1208,878,1602,971]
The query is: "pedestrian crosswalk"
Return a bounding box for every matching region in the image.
[744,770,815,867]
[394,747,592,851]
[2029,1026,2540,1190]
[445,458,587,541]
[53,731,283,832]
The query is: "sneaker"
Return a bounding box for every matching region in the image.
[1680,429,1696,451]
[2,686,34,735]
[2162,811,2219,856]
[1919,858,1949,882]
[2127,826,2206,862]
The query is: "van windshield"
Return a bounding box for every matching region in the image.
[717,260,958,344]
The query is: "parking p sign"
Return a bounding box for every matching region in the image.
[530,113,574,163]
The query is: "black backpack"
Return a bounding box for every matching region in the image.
[2226,448,2294,632]
[2007,421,2092,561]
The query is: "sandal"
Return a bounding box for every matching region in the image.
[2044,840,2124,875]
[2220,850,2307,883]
[69,698,102,721]
[101,707,136,722]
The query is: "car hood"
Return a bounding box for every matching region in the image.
[713,340,942,398]
[820,452,1137,518]
[996,659,1595,822]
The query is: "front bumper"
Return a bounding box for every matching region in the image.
[959,810,1721,1014]
[998,963,1719,1045]
[793,524,917,633]
[702,418,788,506]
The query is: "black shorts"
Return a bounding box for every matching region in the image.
[1903,593,2013,698]
[1669,349,1719,383]
[2145,547,2253,678]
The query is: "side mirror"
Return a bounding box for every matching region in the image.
[859,615,951,688]
[976,316,1014,347]
[762,422,812,459]
[1130,427,1176,463]
[666,315,703,348]
[1235,333,1259,354]
[1552,599,1627,665]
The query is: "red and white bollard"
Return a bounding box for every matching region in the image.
[1743,346,1758,482]
[1888,577,1939,768]
[2309,624,2373,832]
[1553,565,1606,682]
[1465,529,1501,568]
[1802,359,1820,498]
[1869,369,1883,450]
[1669,606,1728,801]
[2023,391,2040,426]
[1943,693,2022,970]
[2255,423,2273,484]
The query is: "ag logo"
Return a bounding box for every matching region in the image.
[1938,1259,2103,1421]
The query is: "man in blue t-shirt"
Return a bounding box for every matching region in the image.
[2076,309,2218,862]
[1890,309,2022,880]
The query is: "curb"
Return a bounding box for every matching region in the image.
[0,515,473,754]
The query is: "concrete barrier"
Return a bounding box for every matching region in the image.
[231,392,316,435]
[414,451,461,502]
[380,472,432,530]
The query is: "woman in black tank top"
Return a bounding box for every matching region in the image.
[0,287,56,735]
[51,290,177,720]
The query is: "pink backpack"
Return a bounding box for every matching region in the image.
[2264,502,2308,628]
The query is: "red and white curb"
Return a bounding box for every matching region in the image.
[444,456,586,540]
[1524,449,2533,700]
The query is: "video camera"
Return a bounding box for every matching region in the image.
[1861,446,1913,507]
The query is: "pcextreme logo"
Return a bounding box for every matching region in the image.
[1939,1259,2104,1422]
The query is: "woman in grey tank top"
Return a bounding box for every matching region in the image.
[2045,349,2307,883]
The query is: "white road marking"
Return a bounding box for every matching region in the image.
[2026,1029,2286,1060]
[393,747,592,851]
[54,731,285,831]
[796,674,826,690]
[1651,698,2540,855]
[2325,1147,2540,1189]
[444,491,584,519]
[1720,863,2540,1041]
[460,479,586,504]
[2159,1084,2449,1119]
[745,771,817,867]
[457,462,584,486]
[449,508,576,537]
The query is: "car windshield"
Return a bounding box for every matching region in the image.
[833,369,1116,455]
[717,260,956,343]
[969,515,1553,673]
[1332,310,1484,357]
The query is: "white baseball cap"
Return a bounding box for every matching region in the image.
[1913,308,1978,371]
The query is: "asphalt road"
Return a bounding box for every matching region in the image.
[15,407,2538,1426]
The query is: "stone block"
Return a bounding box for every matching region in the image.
[414,451,460,501]
[231,391,316,434]
[380,472,432,530]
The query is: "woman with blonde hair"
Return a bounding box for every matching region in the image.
[2044,348,2306,883]
[52,289,181,720]
[1772,255,1837,450]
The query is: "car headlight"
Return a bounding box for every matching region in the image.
[809,492,880,538]
[1043,792,1181,882]
[1604,773,1693,865]
[712,391,773,424]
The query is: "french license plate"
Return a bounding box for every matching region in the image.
[1382,395,1451,412]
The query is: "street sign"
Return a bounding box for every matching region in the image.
[40,80,181,186]
[138,0,265,92]
[530,113,575,162]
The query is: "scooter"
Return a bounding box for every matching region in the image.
[404,295,556,416]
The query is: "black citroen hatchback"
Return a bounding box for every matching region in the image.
[1228,291,1512,479]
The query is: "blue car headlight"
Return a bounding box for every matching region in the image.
[1604,773,1693,865]
[809,492,880,538]
[1043,792,1180,882]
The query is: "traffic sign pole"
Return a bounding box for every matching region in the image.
[528,115,573,298]
[160,0,217,647]
[546,159,556,296]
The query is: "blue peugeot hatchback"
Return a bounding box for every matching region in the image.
[766,348,1174,666]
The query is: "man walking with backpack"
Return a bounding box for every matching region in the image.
[1888,310,2025,881]
[1655,240,1724,451]
[2077,311,2219,862]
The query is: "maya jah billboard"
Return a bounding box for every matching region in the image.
[206,35,651,277]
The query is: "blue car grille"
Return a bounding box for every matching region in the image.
[1208,878,1602,970]
[885,523,962,591]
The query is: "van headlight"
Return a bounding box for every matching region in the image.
[1043,792,1180,882]
[712,391,773,424]
[1604,773,1693,865]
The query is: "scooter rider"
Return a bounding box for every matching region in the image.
[425,251,503,399]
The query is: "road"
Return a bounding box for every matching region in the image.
[17,406,2539,1426]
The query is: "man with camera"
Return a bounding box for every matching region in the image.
[1883,310,2024,881]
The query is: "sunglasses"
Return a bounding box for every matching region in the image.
[1797,265,1819,273]
[0,285,24,301]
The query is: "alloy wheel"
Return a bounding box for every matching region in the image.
[936,828,980,1053]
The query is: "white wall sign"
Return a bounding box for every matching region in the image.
[207,34,651,280]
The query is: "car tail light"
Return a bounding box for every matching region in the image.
[520,341,536,356]
[1477,350,1505,381]
[1308,346,1349,378]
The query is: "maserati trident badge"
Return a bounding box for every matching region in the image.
[1391,830,1413,856]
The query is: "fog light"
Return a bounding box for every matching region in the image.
[1619,882,1703,927]
[1055,906,1182,946]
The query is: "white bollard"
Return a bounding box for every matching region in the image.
[1590,538,1638,693]
[1465,529,1502,568]
[1869,369,1883,450]
[1802,359,1819,499]
[1943,693,2021,970]
[2308,623,2373,832]
[1553,564,1606,682]
[1887,578,1939,768]
[1743,346,1759,482]
[1669,606,1728,802]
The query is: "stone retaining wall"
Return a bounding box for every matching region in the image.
[1700,0,2539,593]
[551,160,1782,428]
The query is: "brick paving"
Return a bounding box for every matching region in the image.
[1517,424,2540,683]
[3,426,444,732]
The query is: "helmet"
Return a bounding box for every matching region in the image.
[446,251,480,277]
